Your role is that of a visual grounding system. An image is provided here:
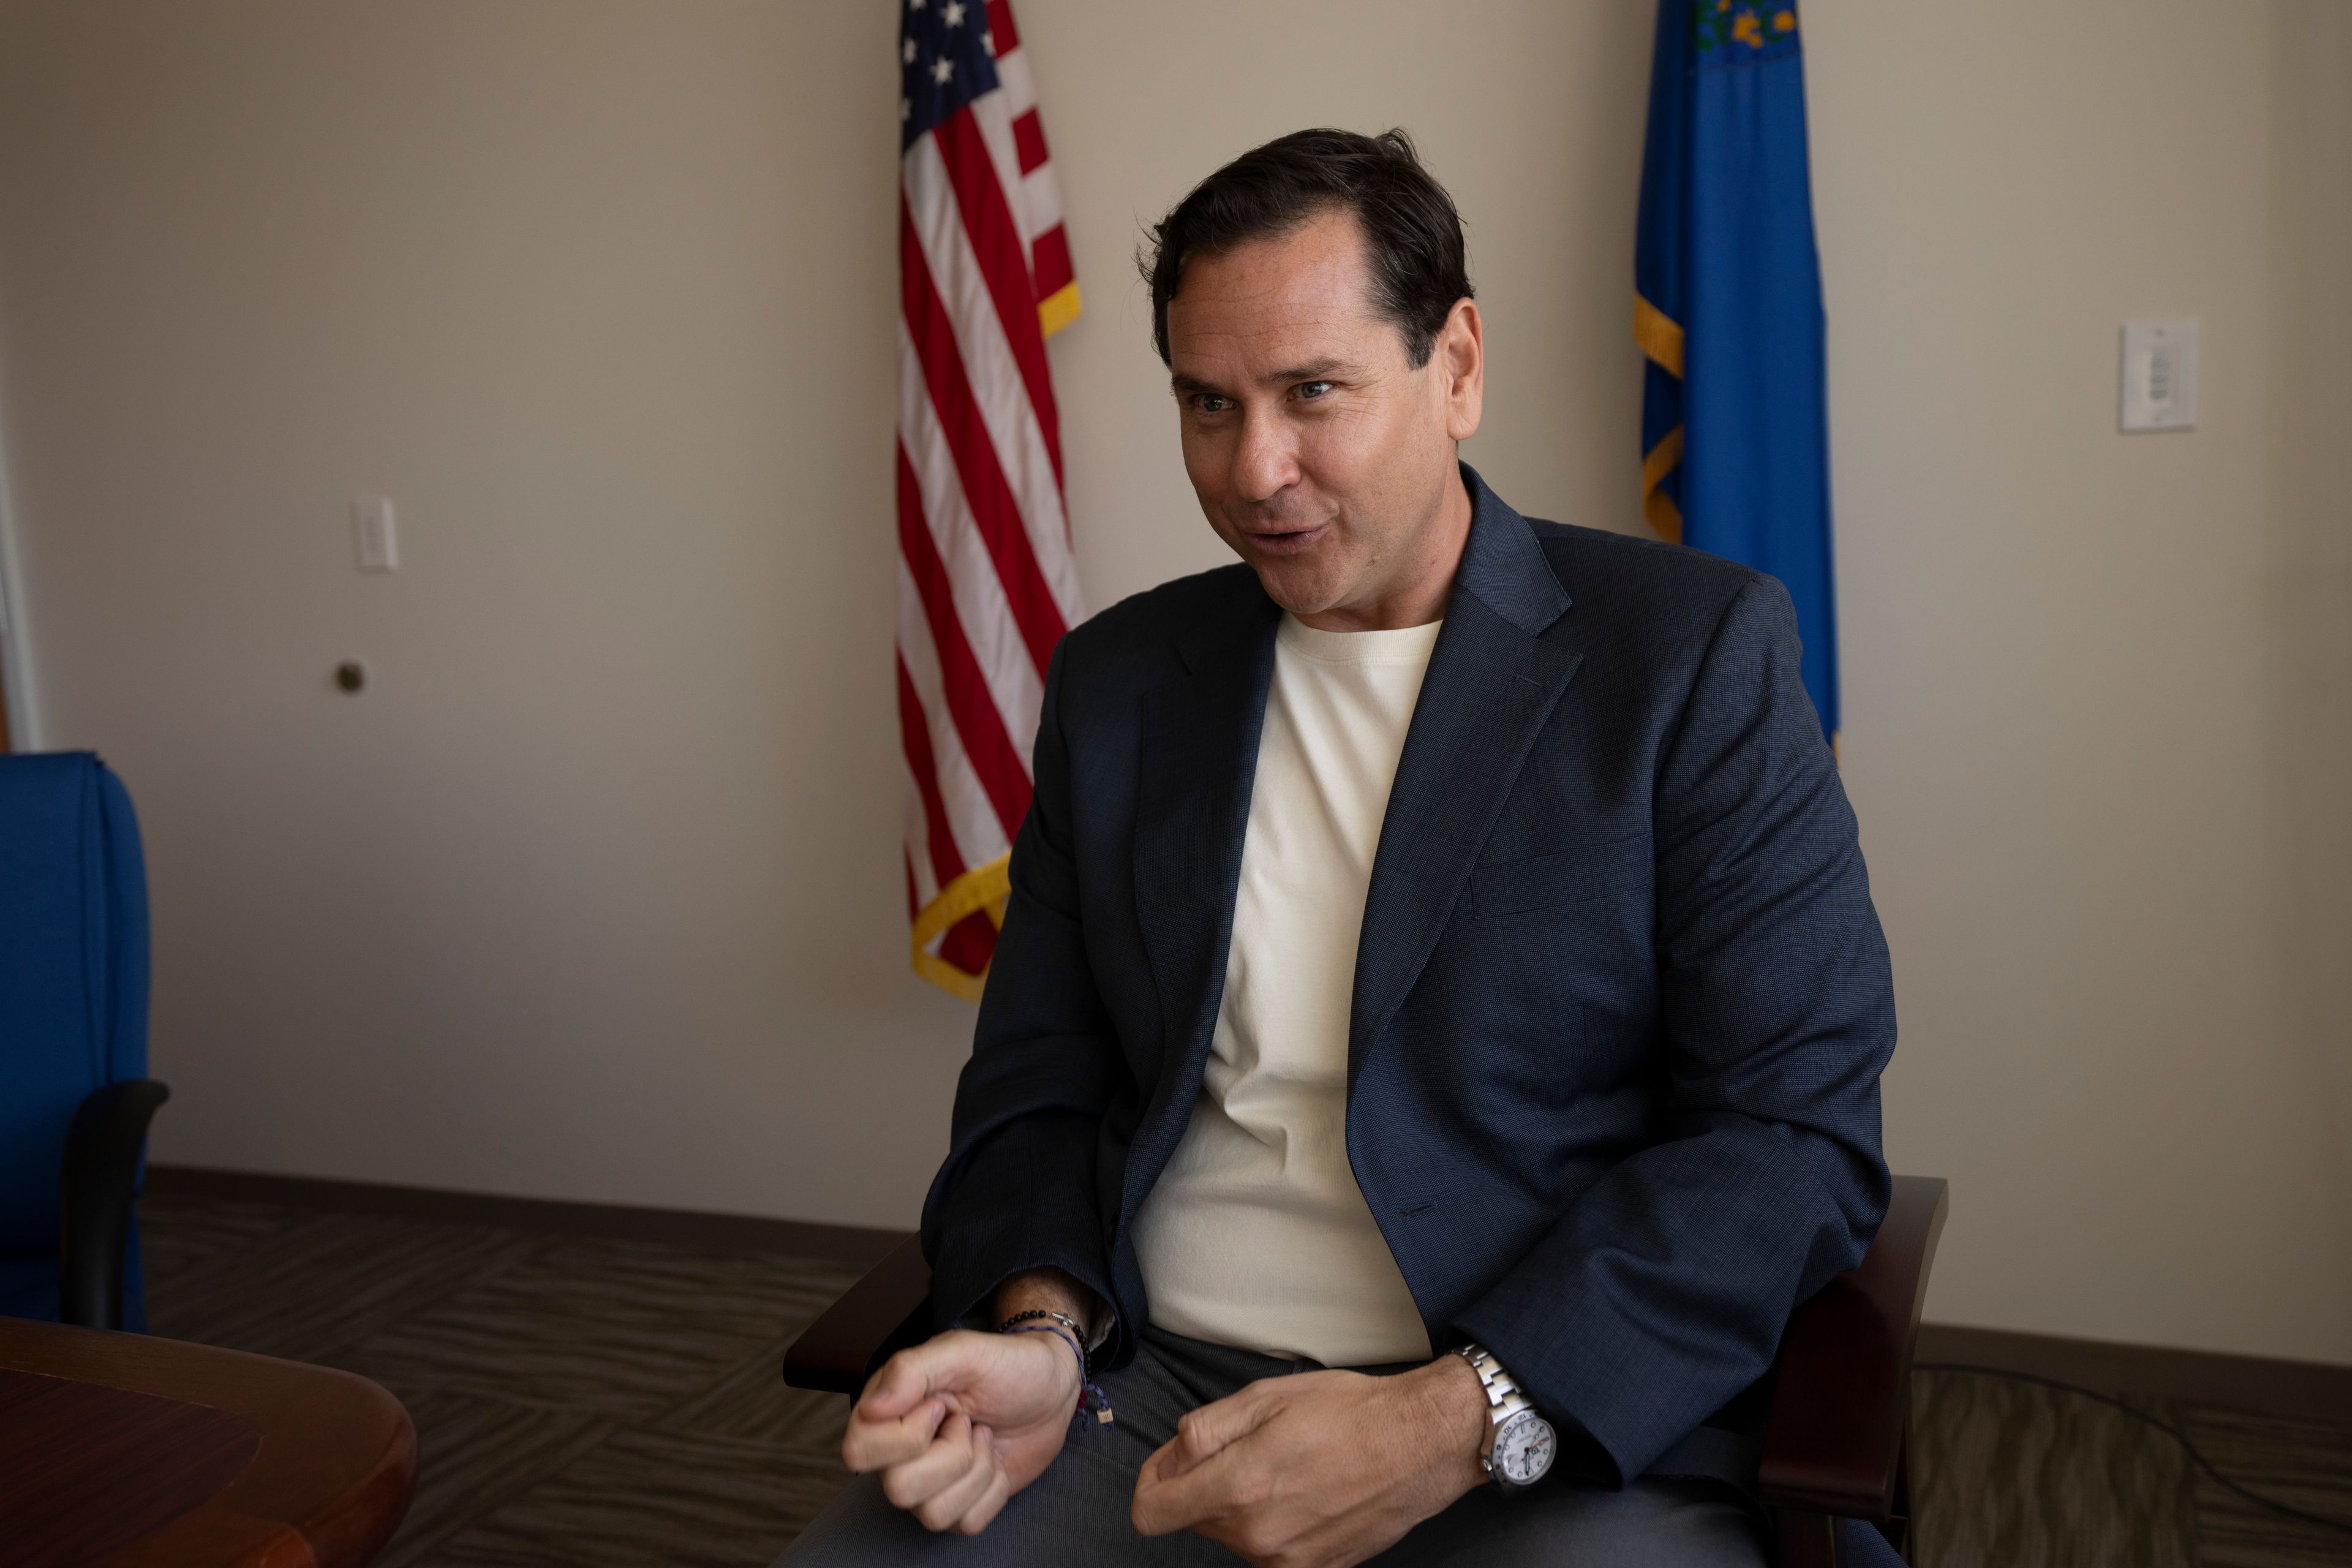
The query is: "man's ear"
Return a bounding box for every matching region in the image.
[1439,298,1483,443]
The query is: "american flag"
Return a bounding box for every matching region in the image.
[897,0,1084,999]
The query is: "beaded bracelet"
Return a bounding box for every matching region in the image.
[995,1311,1115,1432]
[995,1307,1091,1354]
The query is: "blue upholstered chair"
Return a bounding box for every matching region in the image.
[0,751,168,1330]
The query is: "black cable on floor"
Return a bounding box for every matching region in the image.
[1913,1362,2352,1537]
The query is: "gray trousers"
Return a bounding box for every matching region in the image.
[781,1327,1768,1567]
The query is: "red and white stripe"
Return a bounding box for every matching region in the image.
[899,0,1082,1000]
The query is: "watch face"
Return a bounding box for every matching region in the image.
[1493,1412,1556,1487]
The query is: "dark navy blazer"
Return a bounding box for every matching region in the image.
[922,464,1896,1485]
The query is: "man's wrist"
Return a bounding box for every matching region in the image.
[1415,1350,1495,1492]
[988,1267,1101,1343]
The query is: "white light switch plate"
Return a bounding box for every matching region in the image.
[2120,319,2198,432]
[353,496,398,572]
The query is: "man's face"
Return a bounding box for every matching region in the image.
[1166,208,1482,628]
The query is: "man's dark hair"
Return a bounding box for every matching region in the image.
[1140,127,1472,369]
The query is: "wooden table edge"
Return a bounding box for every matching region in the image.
[0,1319,419,1568]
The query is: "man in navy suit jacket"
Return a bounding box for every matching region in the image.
[787,129,1893,1568]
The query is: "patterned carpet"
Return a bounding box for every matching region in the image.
[138,1189,2352,1566]
[141,1191,864,1566]
[1910,1369,2352,1567]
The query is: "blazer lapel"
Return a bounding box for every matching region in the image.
[1349,468,1582,1084]
[1126,592,1280,1213]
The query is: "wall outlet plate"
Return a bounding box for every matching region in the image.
[353,496,398,572]
[2120,319,2198,432]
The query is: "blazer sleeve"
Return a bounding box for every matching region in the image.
[919,639,1125,1338]
[1449,572,1896,1484]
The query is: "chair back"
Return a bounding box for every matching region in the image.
[0,752,151,1326]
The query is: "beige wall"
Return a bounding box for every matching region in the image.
[0,0,2342,1363]
[2268,0,2352,1348]
[1805,0,2351,1365]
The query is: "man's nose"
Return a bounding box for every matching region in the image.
[1231,406,1300,503]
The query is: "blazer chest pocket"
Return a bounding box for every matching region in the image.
[1471,833,1653,919]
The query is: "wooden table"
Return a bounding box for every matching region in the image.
[0,1318,416,1568]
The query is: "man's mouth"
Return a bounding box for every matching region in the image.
[1240,522,1329,557]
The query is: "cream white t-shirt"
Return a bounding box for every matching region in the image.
[1130,612,1440,1366]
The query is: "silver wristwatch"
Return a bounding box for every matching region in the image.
[1454,1343,1556,1491]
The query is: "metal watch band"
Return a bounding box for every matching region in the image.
[1454,1343,1531,1447]
[1455,1342,1558,1493]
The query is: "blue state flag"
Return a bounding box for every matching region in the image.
[1636,0,1839,743]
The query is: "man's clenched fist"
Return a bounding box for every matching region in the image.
[842,1268,1099,1536]
[841,1327,1080,1534]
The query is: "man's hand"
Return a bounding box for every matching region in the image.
[839,1268,1098,1536]
[840,1327,1077,1534]
[1130,1353,1491,1568]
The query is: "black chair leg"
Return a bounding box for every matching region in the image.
[1882,1436,1913,1561]
[1775,1507,1839,1567]
[58,1078,170,1329]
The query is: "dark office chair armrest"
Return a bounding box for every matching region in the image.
[1757,1174,1948,1567]
[783,1235,934,1395]
[58,1077,171,1330]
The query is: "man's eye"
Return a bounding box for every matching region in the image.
[1194,394,1232,414]
[1297,380,1334,401]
